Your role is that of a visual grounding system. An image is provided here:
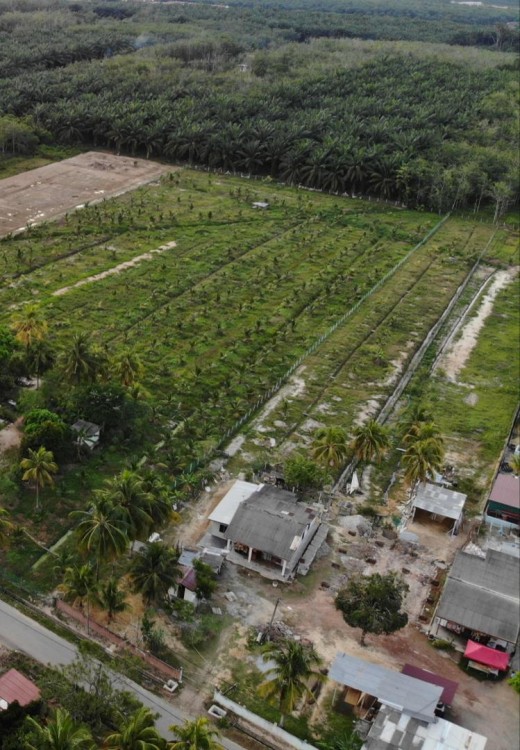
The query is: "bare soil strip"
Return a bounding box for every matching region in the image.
[438,266,518,381]
[52,241,177,296]
[0,152,172,237]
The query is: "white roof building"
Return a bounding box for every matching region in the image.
[208,480,260,527]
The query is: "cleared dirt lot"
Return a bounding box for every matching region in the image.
[0,152,171,236]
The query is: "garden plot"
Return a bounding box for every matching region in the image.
[0,152,170,236]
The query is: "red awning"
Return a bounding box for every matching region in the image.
[464,641,510,671]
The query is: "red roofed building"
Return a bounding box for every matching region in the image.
[0,669,40,710]
[465,640,510,675]
[485,474,520,529]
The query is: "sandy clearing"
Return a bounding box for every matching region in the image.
[0,152,172,238]
[52,241,177,296]
[438,267,518,381]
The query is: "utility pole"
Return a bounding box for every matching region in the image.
[264,597,281,643]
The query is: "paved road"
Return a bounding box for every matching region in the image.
[0,598,243,747]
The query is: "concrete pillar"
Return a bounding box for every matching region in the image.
[226,539,232,551]
[248,546,253,562]
[281,559,287,577]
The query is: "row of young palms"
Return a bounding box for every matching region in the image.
[309,408,445,486]
[25,707,222,750]
[10,304,144,390]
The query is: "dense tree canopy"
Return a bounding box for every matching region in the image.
[0,0,518,214]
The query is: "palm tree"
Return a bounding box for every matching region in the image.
[350,419,390,464]
[71,495,129,574]
[104,706,164,750]
[96,577,130,623]
[0,507,13,548]
[20,445,58,510]
[258,639,324,727]
[403,438,445,487]
[311,426,349,470]
[59,333,105,385]
[168,717,223,750]
[61,563,98,633]
[403,420,443,448]
[11,304,48,349]
[103,470,154,540]
[129,542,180,606]
[25,338,55,387]
[25,708,94,750]
[112,349,144,388]
[510,454,520,476]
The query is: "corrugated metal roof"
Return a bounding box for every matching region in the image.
[329,653,442,723]
[362,706,487,750]
[224,485,316,561]
[208,480,260,525]
[401,664,458,705]
[0,669,40,707]
[412,482,466,521]
[435,549,520,643]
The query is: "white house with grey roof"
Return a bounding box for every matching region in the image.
[222,484,324,580]
[430,547,520,651]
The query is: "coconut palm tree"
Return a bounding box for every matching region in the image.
[402,438,445,487]
[112,349,144,388]
[61,563,98,633]
[0,506,13,548]
[350,419,390,464]
[59,333,105,385]
[129,542,180,606]
[168,717,223,750]
[510,454,520,476]
[95,577,130,624]
[20,445,58,510]
[25,708,94,750]
[311,426,349,470]
[71,495,129,574]
[11,304,48,349]
[258,639,324,727]
[25,338,55,387]
[403,420,443,448]
[104,706,164,750]
[103,470,154,540]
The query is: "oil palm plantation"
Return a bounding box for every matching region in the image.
[11,304,48,349]
[104,706,164,750]
[25,707,94,750]
[20,445,58,510]
[258,639,324,727]
[350,419,390,464]
[129,542,180,606]
[311,426,349,470]
[168,717,223,750]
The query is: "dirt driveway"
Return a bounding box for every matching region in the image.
[0,152,171,236]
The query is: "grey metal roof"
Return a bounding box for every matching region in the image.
[328,653,442,723]
[224,485,316,561]
[435,548,520,642]
[71,419,100,436]
[412,482,466,521]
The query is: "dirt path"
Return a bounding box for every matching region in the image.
[438,267,518,381]
[52,241,177,296]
